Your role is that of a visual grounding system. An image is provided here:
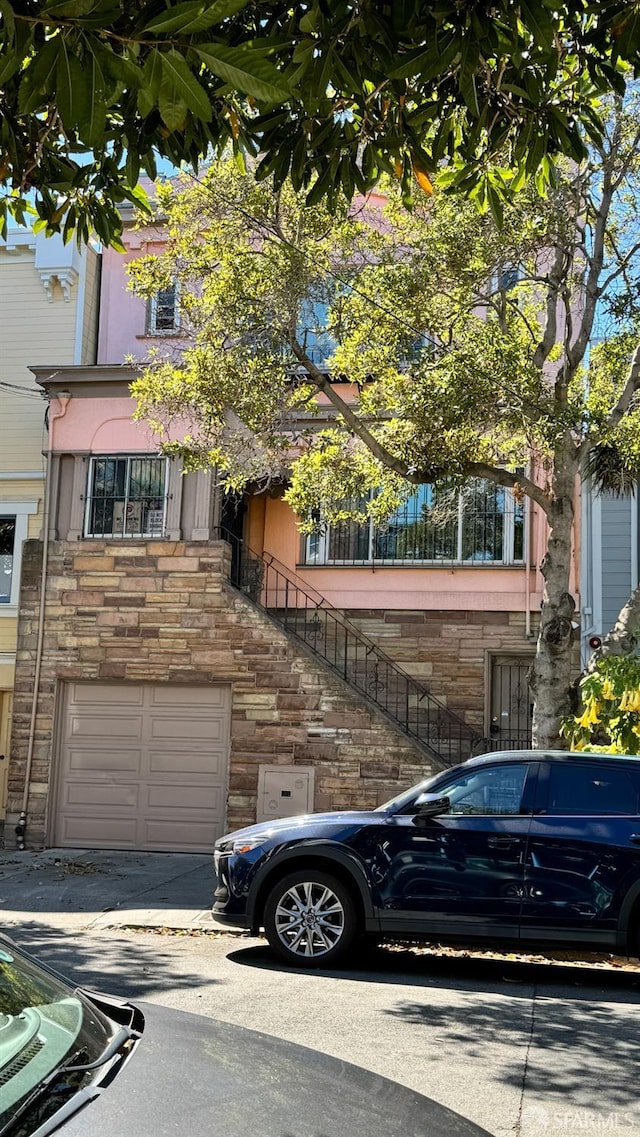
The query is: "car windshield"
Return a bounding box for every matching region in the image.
[375,773,442,813]
[0,940,114,1132]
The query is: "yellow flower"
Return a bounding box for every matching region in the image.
[621,687,640,712]
[601,678,615,700]
[577,702,600,728]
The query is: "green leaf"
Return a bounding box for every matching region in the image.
[122,182,151,213]
[18,38,60,113]
[158,87,187,132]
[137,85,156,116]
[389,36,459,82]
[42,0,103,16]
[125,148,141,187]
[55,40,87,129]
[143,48,164,98]
[159,49,212,122]
[196,43,290,103]
[0,50,21,86]
[458,43,480,117]
[0,0,15,43]
[519,0,555,52]
[487,182,504,228]
[77,50,106,146]
[299,9,318,33]
[142,0,250,35]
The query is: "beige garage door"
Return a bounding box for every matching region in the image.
[53,682,231,852]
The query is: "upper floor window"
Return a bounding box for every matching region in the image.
[497,266,520,291]
[304,479,525,566]
[84,456,168,539]
[148,283,179,334]
[297,300,336,369]
[0,518,16,604]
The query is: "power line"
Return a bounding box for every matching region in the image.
[0,381,44,400]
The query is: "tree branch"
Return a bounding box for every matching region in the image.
[567,165,615,371]
[289,336,420,482]
[466,462,550,513]
[598,237,640,296]
[532,244,566,370]
[606,341,640,432]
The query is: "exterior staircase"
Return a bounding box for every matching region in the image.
[218,530,483,769]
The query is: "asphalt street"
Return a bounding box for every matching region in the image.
[5,923,640,1137]
[2,850,640,1137]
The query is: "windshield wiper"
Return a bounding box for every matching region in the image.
[0,1023,138,1137]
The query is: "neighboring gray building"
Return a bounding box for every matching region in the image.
[581,482,638,663]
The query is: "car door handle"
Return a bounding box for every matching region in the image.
[629,834,640,844]
[487,836,521,849]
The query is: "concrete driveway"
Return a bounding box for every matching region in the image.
[2,849,640,1137]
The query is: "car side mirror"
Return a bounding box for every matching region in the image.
[412,793,451,823]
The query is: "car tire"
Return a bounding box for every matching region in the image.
[263,870,358,967]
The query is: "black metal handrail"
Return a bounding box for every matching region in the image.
[216,528,482,768]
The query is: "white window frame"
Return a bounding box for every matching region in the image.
[83,456,169,539]
[305,483,525,567]
[0,500,39,613]
[148,281,180,335]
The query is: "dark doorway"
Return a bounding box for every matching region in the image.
[220,493,247,584]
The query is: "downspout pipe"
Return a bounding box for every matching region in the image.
[17,387,70,849]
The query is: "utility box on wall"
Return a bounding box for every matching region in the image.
[256,765,315,823]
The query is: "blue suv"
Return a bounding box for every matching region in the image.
[212,750,640,967]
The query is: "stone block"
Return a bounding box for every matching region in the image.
[96,611,139,628]
[361,761,400,779]
[277,693,322,711]
[77,574,119,588]
[233,693,277,708]
[118,576,164,592]
[163,574,207,592]
[99,662,127,679]
[156,556,202,573]
[145,541,183,556]
[73,556,115,572]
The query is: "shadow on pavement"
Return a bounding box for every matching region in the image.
[3,922,215,1000]
[226,940,640,993]
[226,941,640,1116]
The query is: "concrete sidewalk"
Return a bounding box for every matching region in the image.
[0,848,219,933]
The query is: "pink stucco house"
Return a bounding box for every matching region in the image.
[6,207,567,853]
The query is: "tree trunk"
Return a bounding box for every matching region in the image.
[529,441,580,748]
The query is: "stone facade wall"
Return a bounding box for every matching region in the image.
[8,540,432,847]
[334,609,539,732]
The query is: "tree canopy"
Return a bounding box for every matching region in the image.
[128,99,640,748]
[2,0,640,244]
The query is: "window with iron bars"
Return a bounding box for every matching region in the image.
[84,456,168,538]
[148,282,179,334]
[304,480,525,566]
